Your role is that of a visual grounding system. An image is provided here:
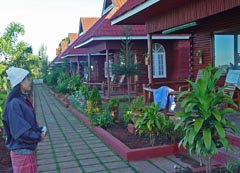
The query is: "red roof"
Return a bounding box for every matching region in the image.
[111,0,145,20]
[111,0,190,25]
[60,38,86,58]
[57,17,100,59]
[74,0,146,48]
[49,55,63,67]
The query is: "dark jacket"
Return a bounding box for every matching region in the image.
[2,96,41,151]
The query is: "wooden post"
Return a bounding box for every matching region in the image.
[106,49,110,98]
[147,33,153,85]
[77,58,80,75]
[87,54,91,81]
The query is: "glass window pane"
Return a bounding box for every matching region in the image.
[152,43,166,78]
[214,35,234,69]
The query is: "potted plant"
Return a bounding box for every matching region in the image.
[174,64,239,173]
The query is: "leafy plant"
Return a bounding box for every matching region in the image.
[174,64,239,173]
[108,98,119,109]
[91,111,113,128]
[123,96,145,124]
[123,111,132,125]
[79,84,89,100]
[67,74,83,93]
[225,159,240,173]
[89,87,102,106]
[46,67,63,87]
[108,98,120,122]
[129,96,145,112]
[0,91,7,128]
[159,119,184,144]
[135,102,166,146]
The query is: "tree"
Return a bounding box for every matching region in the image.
[38,44,48,78]
[175,65,238,173]
[0,22,47,80]
[112,26,142,102]
[0,22,25,61]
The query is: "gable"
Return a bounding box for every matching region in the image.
[102,0,114,16]
[79,17,99,35]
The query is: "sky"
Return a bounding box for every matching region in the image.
[0,0,104,61]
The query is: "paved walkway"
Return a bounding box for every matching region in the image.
[34,85,239,173]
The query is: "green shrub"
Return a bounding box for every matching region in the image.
[158,119,184,144]
[55,72,70,94]
[108,98,119,109]
[225,159,240,173]
[46,68,62,87]
[129,96,145,112]
[91,111,113,128]
[79,84,89,100]
[0,91,7,128]
[67,75,83,93]
[89,87,102,105]
[135,103,165,146]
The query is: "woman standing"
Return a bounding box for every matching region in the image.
[2,66,47,173]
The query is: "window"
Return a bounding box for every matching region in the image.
[104,59,113,78]
[152,43,166,78]
[214,32,240,73]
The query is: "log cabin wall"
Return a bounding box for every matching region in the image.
[147,40,190,91]
[190,6,240,85]
[147,0,240,33]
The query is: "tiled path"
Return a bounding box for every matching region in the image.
[34,85,239,173]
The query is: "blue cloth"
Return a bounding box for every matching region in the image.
[2,96,42,151]
[153,86,175,112]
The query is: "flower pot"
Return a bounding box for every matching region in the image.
[128,123,136,135]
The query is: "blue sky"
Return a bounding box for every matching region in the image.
[0,0,104,61]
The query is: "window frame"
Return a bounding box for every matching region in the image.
[213,31,240,73]
[152,43,167,78]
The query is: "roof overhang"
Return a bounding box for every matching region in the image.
[111,0,160,25]
[74,35,190,48]
[62,52,108,59]
[61,54,87,59]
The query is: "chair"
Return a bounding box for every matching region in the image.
[110,75,125,92]
[178,69,203,92]
[223,70,240,110]
[110,75,116,84]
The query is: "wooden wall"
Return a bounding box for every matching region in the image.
[190,6,240,84]
[147,0,240,33]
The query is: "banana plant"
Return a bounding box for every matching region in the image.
[174,65,239,173]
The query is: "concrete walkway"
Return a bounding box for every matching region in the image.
[34,85,234,173]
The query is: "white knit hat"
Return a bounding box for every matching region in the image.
[6,66,29,88]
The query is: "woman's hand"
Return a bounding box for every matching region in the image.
[40,131,46,141]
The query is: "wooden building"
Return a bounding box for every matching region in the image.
[72,0,190,97]
[111,0,240,87]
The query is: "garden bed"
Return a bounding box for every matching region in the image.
[69,106,186,161]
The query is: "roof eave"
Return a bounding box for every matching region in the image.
[74,35,190,48]
[111,0,160,25]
